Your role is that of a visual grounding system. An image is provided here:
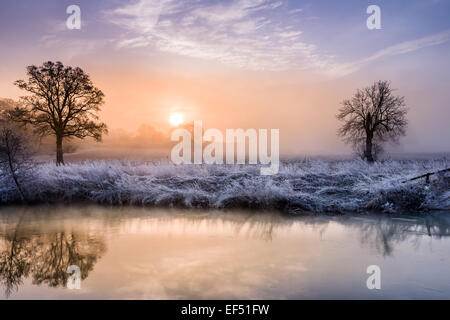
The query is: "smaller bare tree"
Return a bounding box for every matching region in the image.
[337,81,408,162]
[0,121,35,203]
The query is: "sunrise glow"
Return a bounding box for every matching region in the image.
[169,113,184,126]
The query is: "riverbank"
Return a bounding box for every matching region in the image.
[0,159,448,213]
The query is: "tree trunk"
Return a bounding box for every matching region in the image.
[56,135,64,165]
[364,134,374,163]
[7,152,27,203]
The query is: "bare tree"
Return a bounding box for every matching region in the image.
[337,81,408,162]
[0,122,34,203]
[9,61,107,165]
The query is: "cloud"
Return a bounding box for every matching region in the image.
[327,29,450,77]
[105,0,335,71]
[105,1,450,76]
[39,34,104,60]
[365,29,450,61]
[288,8,303,14]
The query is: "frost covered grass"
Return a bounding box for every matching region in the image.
[0,159,448,213]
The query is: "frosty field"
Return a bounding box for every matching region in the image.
[1,159,448,213]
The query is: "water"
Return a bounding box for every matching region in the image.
[0,206,449,299]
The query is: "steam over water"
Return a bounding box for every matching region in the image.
[0,159,448,213]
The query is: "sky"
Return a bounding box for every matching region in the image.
[0,0,449,156]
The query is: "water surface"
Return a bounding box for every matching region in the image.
[0,206,449,299]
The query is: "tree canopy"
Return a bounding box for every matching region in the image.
[10,61,107,164]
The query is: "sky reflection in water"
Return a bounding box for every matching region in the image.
[0,206,449,299]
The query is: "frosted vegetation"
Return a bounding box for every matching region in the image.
[0,159,448,213]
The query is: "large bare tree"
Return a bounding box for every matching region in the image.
[337,81,408,162]
[10,61,107,165]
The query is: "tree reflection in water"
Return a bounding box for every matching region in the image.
[0,206,449,298]
[352,214,450,256]
[0,227,32,297]
[0,209,106,298]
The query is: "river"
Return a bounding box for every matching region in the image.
[0,206,449,299]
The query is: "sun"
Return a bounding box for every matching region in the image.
[169,112,184,126]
